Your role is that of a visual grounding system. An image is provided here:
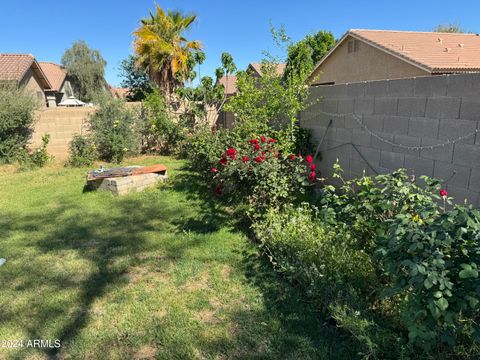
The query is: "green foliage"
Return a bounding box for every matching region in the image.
[17,134,51,169]
[254,203,376,301]
[251,164,480,358]
[143,89,184,154]
[225,61,310,153]
[434,23,464,33]
[377,205,480,352]
[61,40,107,102]
[88,97,141,163]
[283,30,335,83]
[210,136,316,216]
[0,83,40,163]
[133,4,202,95]
[66,134,97,167]
[183,127,243,175]
[119,55,153,101]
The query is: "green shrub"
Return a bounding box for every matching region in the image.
[17,134,51,169]
[210,136,316,216]
[0,83,40,163]
[67,134,97,167]
[377,204,480,353]
[254,203,377,301]
[89,97,141,163]
[143,89,185,154]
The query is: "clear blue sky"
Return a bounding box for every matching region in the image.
[1,0,479,86]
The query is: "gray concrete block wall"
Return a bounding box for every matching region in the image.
[300,73,480,207]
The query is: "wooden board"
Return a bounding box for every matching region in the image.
[87,164,167,181]
[131,164,167,175]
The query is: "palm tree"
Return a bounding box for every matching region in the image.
[133,4,202,95]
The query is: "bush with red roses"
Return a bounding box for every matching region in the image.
[210,136,317,217]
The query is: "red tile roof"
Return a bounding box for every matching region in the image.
[218,76,237,95]
[350,29,480,73]
[312,30,480,77]
[38,62,67,92]
[0,53,51,88]
[0,54,35,81]
[248,63,286,77]
[110,87,130,99]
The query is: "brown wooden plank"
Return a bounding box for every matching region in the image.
[131,164,167,175]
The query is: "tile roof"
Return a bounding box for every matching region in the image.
[218,75,237,95]
[0,53,51,89]
[0,53,35,81]
[249,63,286,76]
[38,62,67,92]
[348,29,480,73]
[110,87,130,99]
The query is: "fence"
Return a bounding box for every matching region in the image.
[30,107,96,159]
[299,73,480,206]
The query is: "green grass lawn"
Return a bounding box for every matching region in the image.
[0,156,358,360]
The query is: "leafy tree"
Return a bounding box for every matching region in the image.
[133,4,202,96]
[307,31,336,64]
[434,23,464,33]
[0,83,40,162]
[61,40,107,102]
[225,61,310,152]
[119,55,153,101]
[283,30,335,83]
[193,51,206,79]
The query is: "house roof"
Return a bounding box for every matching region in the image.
[218,75,237,95]
[110,87,130,99]
[350,30,480,73]
[0,54,51,89]
[38,62,67,92]
[310,30,480,82]
[248,63,286,77]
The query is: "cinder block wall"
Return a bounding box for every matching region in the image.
[31,107,96,160]
[300,73,480,206]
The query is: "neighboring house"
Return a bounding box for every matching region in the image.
[110,86,130,100]
[216,62,285,128]
[38,62,74,107]
[308,29,480,85]
[247,63,286,78]
[0,53,52,105]
[216,75,237,128]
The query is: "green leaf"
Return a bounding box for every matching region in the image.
[459,268,478,279]
[435,297,449,311]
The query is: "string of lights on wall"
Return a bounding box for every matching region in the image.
[300,110,479,151]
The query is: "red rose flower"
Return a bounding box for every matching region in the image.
[305,155,313,163]
[219,158,228,166]
[253,144,260,151]
[254,156,263,163]
[309,171,316,182]
[215,186,222,195]
[226,147,237,159]
[260,135,266,143]
[289,154,295,160]
[310,164,316,171]
[242,156,249,163]
[439,189,448,197]
[249,139,259,144]
[268,138,276,143]
[211,167,218,173]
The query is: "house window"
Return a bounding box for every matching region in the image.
[348,40,360,54]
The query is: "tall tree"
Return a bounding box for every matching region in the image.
[61,40,107,102]
[133,4,203,96]
[283,30,335,83]
[193,51,206,80]
[119,55,153,101]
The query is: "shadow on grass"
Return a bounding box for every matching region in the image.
[0,164,359,359]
